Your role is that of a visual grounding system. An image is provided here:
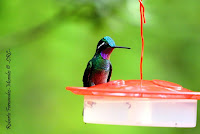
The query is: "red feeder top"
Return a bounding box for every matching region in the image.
[66,80,200,99]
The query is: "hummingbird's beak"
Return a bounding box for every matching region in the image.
[112,46,131,49]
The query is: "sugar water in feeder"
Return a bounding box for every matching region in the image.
[66,0,200,127]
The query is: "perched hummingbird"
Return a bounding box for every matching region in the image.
[82,36,131,87]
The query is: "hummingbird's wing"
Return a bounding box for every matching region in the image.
[107,63,112,82]
[83,60,93,87]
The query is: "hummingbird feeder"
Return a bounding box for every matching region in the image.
[66,0,200,127]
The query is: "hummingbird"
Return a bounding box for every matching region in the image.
[82,36,131,87]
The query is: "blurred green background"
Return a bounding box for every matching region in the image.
[0,0,200,133]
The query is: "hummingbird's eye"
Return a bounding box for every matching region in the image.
[96,38,110,53]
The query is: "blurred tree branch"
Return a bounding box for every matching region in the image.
[0,8,71,51]
[0,0,126,51]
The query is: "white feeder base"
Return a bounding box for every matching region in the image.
[83,96,197,127]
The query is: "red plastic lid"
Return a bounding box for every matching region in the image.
[66,80,200,99]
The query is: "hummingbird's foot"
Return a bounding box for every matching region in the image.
[126,102,131,109]
[86,101,96,108]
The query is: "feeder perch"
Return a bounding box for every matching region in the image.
[66,80,200,127]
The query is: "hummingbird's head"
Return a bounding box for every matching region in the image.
[96,36,131,59]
